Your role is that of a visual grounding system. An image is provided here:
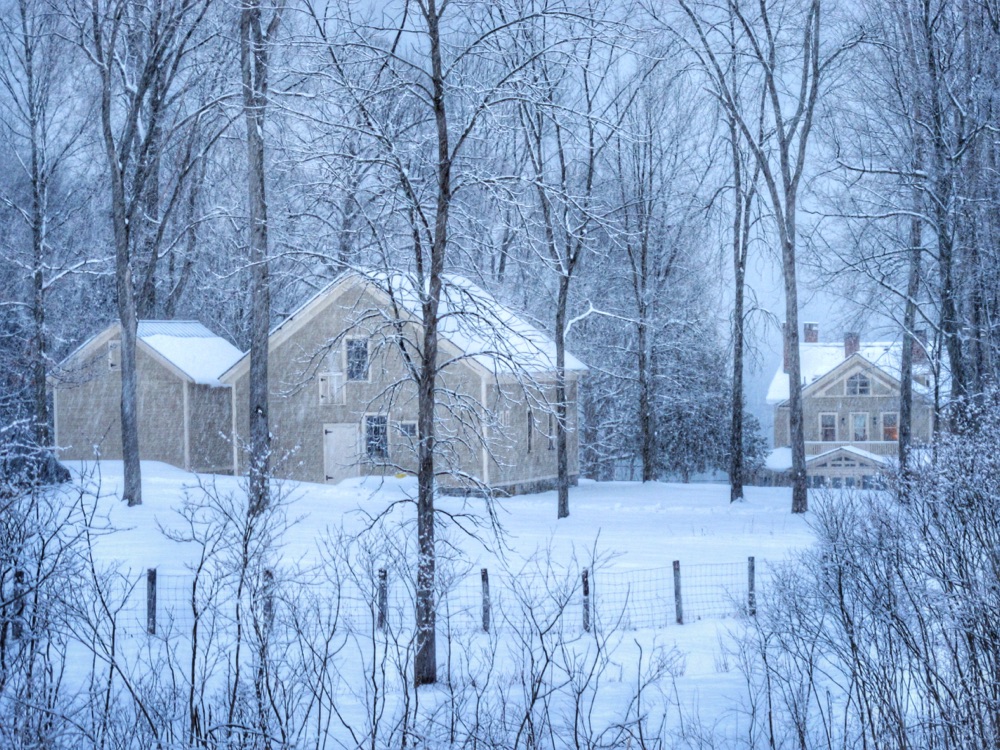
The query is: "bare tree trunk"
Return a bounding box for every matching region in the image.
[899,207,922,476]
[240,0,280,518]
[556,276,570,518]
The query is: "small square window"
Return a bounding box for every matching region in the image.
[398,421,417,439]
[346,339,369,381]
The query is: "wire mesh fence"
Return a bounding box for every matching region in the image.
[109,558,771,639]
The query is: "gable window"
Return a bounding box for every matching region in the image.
[882,412,899,441]
[819,413,837,442]
[846,373,870,396]
[851,413,868,442]
[365,415,388,460]
[108,340,121,370]
[346,339,369,381]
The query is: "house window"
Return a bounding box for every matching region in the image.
[819,413,837,442]
[851,413,868,442]
[346,339,369,381]
[365,415,388,460]
[882,413,899,441]
[108,340,121,370]
[846,373,870,396]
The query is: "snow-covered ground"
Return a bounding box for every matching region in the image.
[55,461,822,746]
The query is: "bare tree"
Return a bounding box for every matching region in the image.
[240,0,281,517]
[675,0,855,512]
[74,0,215,506]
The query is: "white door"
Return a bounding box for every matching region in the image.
[323,423,359,483]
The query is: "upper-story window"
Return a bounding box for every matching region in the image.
[882,413,899,441]
[846,373,870,396]
[851,413,869,441]
[819,413,837,442]
[346,339,369,381]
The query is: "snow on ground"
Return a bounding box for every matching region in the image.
[57,461,822,742]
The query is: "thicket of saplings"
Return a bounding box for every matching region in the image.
[4,394,1000,749]
[738,392,1000,750]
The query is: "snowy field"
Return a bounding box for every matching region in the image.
[52,461,822,747]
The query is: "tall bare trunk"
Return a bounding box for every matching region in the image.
[241,0,280,517]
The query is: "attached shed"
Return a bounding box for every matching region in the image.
[51,321,243,473]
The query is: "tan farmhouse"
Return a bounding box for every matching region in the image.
[766,323,935,488]
[51,272,586,495]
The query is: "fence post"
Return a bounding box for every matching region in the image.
[582,568,591,633]
[672,560,683,625]
[481,568,490,633]
[748,556,757,617]
[262,568,275,631]
[146,568,157,635]
[12,569,25,639]
[377,568,388,631]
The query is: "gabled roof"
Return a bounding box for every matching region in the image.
[54,320,243,387]
[137,321,243,386]
[767,341,929,404]
[806,445,892,467]
[220,270,586,382]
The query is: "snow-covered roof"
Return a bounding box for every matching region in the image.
[137,321,243,387]
[366,272,587,375]
[765,447,792,472]
[233,270,586,379]
[766,342,918,404]
[806,445,892,467]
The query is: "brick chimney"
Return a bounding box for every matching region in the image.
[803,322,819,343]
[912,328,928,364]
[844,332,860,358]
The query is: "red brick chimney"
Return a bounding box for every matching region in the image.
[803,322,819,343]
[845,332,860,358]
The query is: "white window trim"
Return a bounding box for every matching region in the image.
[818,412,837,442]
[850,412,869,442]
[345,338,371,383]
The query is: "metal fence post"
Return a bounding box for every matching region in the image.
[12,569,25,639]
[672,560,683,625]
[146,568,157,635]
[481,568,491,633]
[582,568,591,632]
[748,556,757,617]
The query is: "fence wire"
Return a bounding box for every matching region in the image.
[111,559,770,639]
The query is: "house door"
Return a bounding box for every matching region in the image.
[323,423,359,483]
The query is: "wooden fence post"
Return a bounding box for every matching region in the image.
[748,556,757,617]
[377,568,388,631]
[481,568,490,633]
[672,560,683,625]
[263,568,275,631]
[12,569,25,639]
[146,568,157,635]
[582,568,591,633]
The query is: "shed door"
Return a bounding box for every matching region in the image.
[323,423,359,483]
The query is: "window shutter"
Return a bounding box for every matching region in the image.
[319,374,330,405]
[108,340,121,370]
